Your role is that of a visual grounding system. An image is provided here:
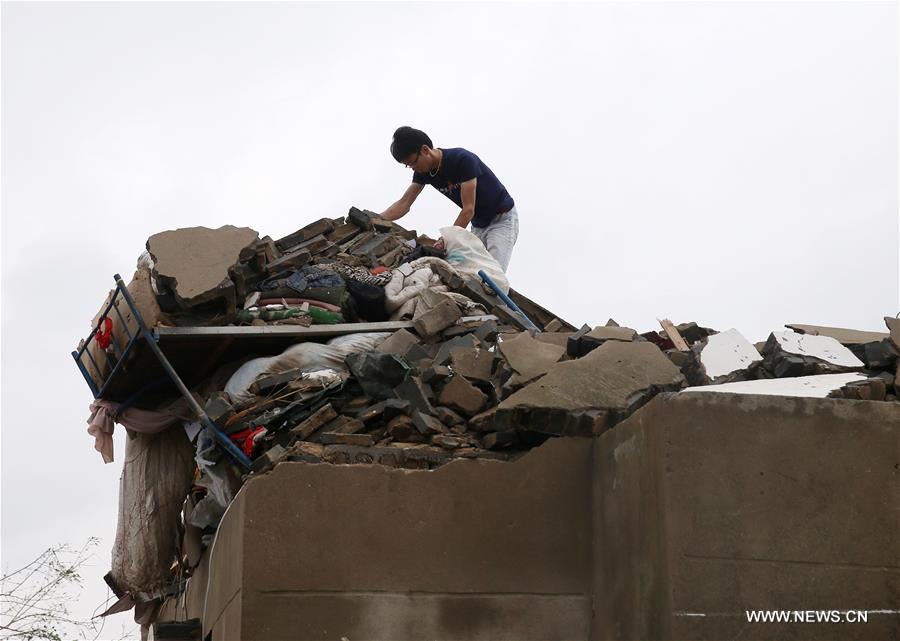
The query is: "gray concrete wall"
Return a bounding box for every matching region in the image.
[185,392,898,640]
[205,436,594,641]
[593,392,900,641]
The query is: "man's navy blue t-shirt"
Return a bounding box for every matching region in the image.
[412,147,514,228]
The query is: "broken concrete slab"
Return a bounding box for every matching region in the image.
[674,321,715,344]
[147,225,259,310]
[497,332,565,386]
[762,330,865,377]
[375,328,420,356]
[533,332,572,349]
[275,218,335,252]
[885,316,900,351]
[394,377,436,415]
[319,433,375,447]
[682,373,868,398]
[412,411,446,436]
[347,206,374,230]
[786,323,889,345]
[686,328,762,385]
[475,341,684,436]
[433,406,464,427]
[413,299,461,337]
[433,334,479,367]
[449,346,496,383]
[848,339,899,370]
[386,415,417,441]
[264,248,311,274]
[438,375,488,417]
[345,353,410,401]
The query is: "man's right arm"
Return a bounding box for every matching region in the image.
[381,183,425,221]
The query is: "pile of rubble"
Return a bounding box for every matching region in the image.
[75,209,899,615]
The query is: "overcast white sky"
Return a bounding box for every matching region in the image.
[2,1,897,638]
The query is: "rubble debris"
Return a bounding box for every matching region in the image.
[497,332,565,387]
[73,209,900,626]
[847,338,899,370]
[148,225,259,312]
[413,297,462,336]
[438,375,488,417]
[472,341,685,436]
[683,373,868,398]
[885,316,900,350]
[567,324,636,358]
[761,329,865,377]
[684,328,762,385]
[345,352,410,400]
[785,323,889,345]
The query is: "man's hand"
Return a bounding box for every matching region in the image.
[381,183,424,221]
[453,178,477,227]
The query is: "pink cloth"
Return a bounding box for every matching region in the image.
[87,397,194,463]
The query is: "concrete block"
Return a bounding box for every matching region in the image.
[147,225,258,310]
[488,341,684,435]
[319,433,375,447]
[275,218,335,252]
[414,299,461,337]
[449,346,496,383]
[394,377,435,415]
[346,352,410,401]
[375,328,420,356]
[412,411,446,436]
[438,375,488,417]
[498,332,565,386]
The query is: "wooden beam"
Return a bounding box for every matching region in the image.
[658,318,690,352]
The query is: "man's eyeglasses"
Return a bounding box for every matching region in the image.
[404,150,420,169]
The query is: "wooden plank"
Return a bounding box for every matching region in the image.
[658,318,690,352]
[155,316,498,341]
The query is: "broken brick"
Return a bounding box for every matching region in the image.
[438,375,488,417]
[414,299,461,337]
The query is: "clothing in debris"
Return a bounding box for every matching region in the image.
[259,265,344,294]
[87,396,195,463]
[318,262,392,287]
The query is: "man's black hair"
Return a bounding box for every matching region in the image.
[390,126,433,163]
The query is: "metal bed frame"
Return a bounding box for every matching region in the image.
[72,274,252,469]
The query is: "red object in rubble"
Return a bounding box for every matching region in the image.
[95,317,114,349]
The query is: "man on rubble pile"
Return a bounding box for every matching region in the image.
[380,126,519,272]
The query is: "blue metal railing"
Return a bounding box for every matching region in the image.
[72,274,252,469]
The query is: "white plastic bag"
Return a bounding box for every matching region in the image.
[224,332,391,403]
[440,226,510,294]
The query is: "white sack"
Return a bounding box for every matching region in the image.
[224,332,391,403]
[440,225,510,294]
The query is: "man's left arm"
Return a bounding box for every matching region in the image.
[454,178,477,227]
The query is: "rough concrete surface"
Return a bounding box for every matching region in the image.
[499,340,684,417]
[699,328,761,379]
[155,391,900,641]
[147,225,259,307]
[593,392,900,641]
[204,436,594,640]
[497,331,566,384]
[683,373,869,397]
[786,323,889,345]
[770,330,865,368]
